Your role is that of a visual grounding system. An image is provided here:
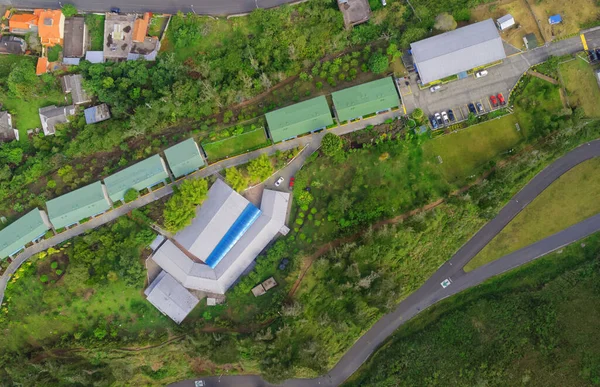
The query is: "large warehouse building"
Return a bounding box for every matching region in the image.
[410,19,506,85]
[146,179,290,323]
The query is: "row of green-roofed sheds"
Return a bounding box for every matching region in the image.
[0,138,206,260]
[265,77,400,143]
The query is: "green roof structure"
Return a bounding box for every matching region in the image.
[104,155,169,202]
[332,77,399,122]
[266,96,333,143]
[164,138,205,178]
[46,182,111,229]
[0,209,50,259]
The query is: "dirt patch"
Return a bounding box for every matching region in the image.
[528,0,600,40]
[472,0,544,49]
[82,288,96,301]
[37,252,69,284]
[527,70,559,84]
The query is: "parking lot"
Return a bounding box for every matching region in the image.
[401,53,530,123]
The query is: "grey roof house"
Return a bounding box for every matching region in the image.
[0,111,18,142]
[85,51,104,63]
[63,16,87,58]
[84,104,111,124]
[61,74,91,105]
[150,179,290,297]
[0,36,27,54]
[410,19,507,85]
[39,105,76,136]
[144,271,200,324]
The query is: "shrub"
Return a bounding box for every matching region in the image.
[56,269,63,275]
[51,261,58,269]
[301,204,309,212]
[299,212,305,218]
[368,53,388,74]
[203,311,213,320]
[40,275,48,283]
[310,208,317,214]
[46,180,57,189]
[61,4,78,17]
[295,218,304,225]
[124,188,139,203]
[308,214,313,221]
[47,45,63,62]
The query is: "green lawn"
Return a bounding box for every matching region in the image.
[423,114,524,183]
[345,232,600,386]
[466,156,600,271]
[560,57,600,118]
[0,55,66,140]
[84,14,105,51]
[202,128,270,161]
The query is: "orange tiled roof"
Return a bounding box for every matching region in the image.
[36,57,48,75]
[132,12,151,43]
[38,9,64,47]
[8,13,39,31]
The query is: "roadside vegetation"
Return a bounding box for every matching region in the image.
[559,57,600,118]
[202,126,270,161]
[346,231,600,386]
[467,156,600,271]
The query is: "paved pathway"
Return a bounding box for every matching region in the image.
[0,110,400,305]
[171,140,600,386]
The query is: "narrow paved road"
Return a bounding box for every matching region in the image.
[0,0,297,15]
[171,140,600,387]
[0,110,400,305]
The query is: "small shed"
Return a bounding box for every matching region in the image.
[548,15,562,25]
[523,33,538,50]
[496,14,515,31]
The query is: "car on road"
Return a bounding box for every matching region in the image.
[441,278,452,288]
[274,176,284,187]
[194,381,205,387]
[430,85,441,93]
[430,115,439,130]
[288,176,295,189]
[468,103,477,115]
[490,95,498,108]
[441,111,449,124]
[475,70,488,78]
[590,50,598,62]
[110,7,121,13]
[596,48,600,61]
[435,112,443,126]
[476,102,484,114]
[497,93,506,106]
[447,109,455,122]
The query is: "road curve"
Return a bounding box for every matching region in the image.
[172,139,600,387]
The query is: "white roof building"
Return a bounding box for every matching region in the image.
[144,271,200,324]
[496,14,515,31]
[149,179,290,299]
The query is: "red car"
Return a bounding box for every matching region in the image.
[490,95,498,108]
[288,176,295,189]
[497,93,506,106]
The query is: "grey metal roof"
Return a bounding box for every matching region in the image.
[145,270,199,324]
[39,105,76,135]
[151,180,290,294]
[411,19,506,84]
[497,14,514,24]
[61,74,91,105]
[85,51,104,63]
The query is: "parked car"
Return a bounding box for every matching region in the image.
[468,103,477,115]
[596,48,600,60]
[475,70,488,78]
[441,111,449,124]
[288,176,295,189]
[447,109,455,122]
[476,102,484,114]
[589,50,598,62]
[110,7,121,13]
[430,85,441,93]
[275,176,284,187]
[497,93,506,105]
[430,115,439,130]
[490,95,498,107]
[435,112,443,126]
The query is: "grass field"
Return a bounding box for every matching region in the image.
[423,114,524,183]
[202,128,270,161]
[0,55,66,139]
[472,0,543,48]
[466,156,600,271]
[559,58,600,118]
[513,76,564,137]
[84,14,105,51]
[346,232,600,386]
[529,0,600,40]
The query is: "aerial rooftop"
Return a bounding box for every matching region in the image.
[163,138,206,178]
[266,96,333,143]
[103,154,168,202]
[46,181,111,229]
[332,77,399,122]
[0,209,50,259]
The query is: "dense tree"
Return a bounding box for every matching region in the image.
[225,167,248,192]
[7,60,38,99]
[61,4,78,17]
[368,53,388,74]
[411,108,424,123]
[321,133,343,157]
[247,154,274,182]
[123,188,139,203]
[163,178,208,232]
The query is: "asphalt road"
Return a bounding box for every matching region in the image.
[172,139,600,387]
[0,0,296,15]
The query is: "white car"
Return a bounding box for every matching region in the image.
[475,70,488,78]
[441,111,449,124]
[430,85,441,93]
[194,381,205,387]
[274,176,284,187]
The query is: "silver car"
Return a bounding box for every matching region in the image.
[275,176,284,187]
[441,111,449,124]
